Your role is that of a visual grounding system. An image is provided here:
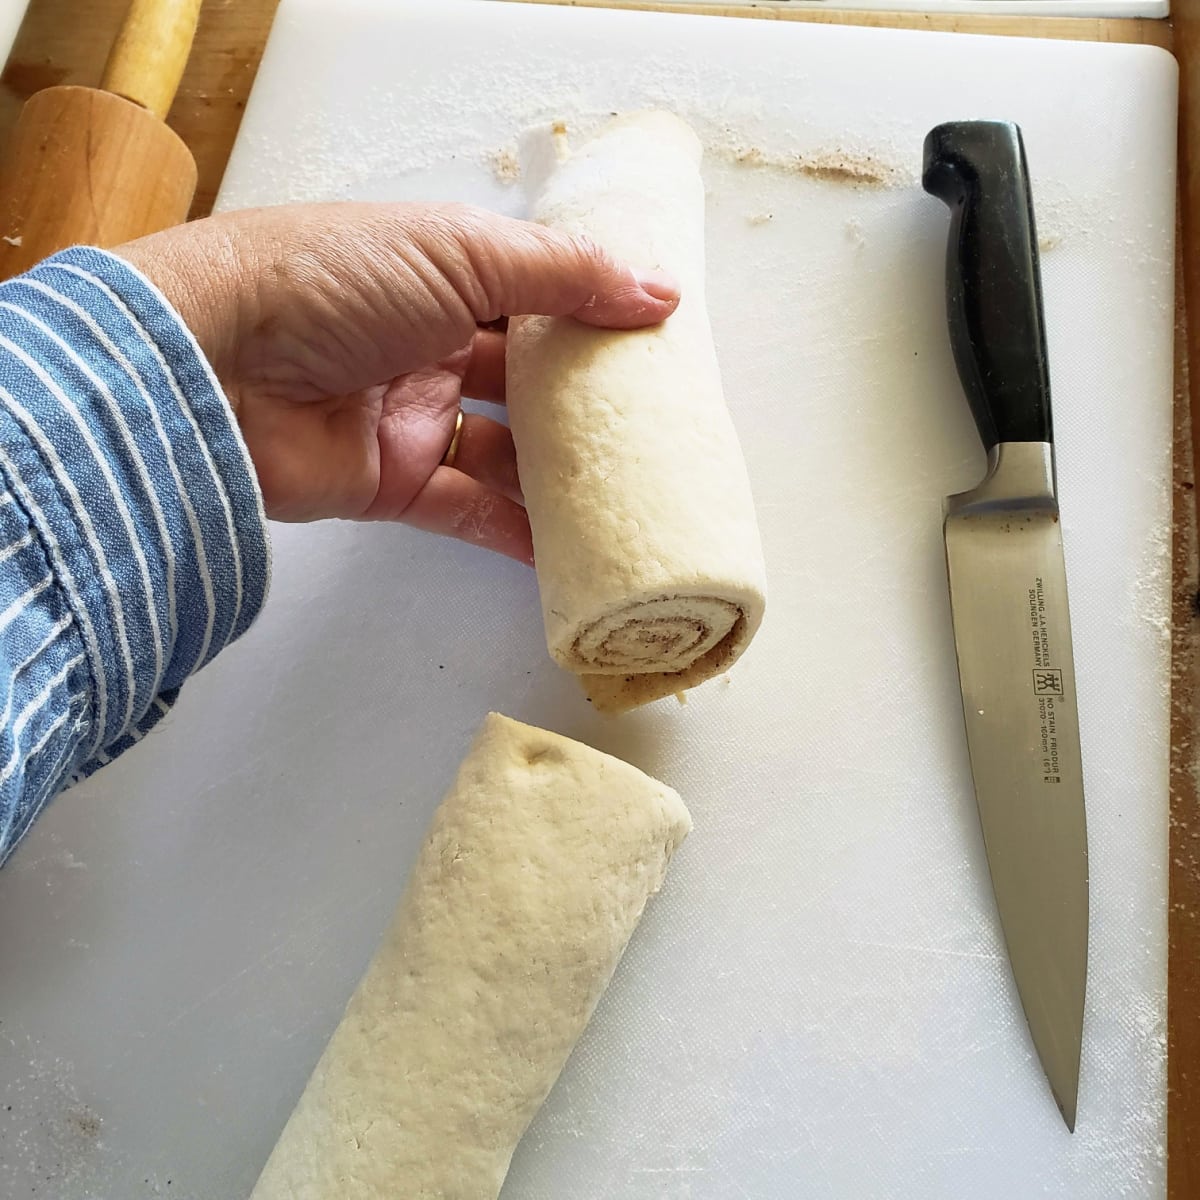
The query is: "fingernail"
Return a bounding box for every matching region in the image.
[632,267,680,303]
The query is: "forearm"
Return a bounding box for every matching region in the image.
[0,247,270,865]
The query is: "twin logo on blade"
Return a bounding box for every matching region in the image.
[1033,669,1064,696]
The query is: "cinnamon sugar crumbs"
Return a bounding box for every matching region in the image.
[729,144,898,189]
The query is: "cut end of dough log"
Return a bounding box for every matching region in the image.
[571,596,759,714]
[580,626,744,715]
[568,593,743,674]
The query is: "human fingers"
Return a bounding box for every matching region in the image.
[461,329,507,404]
[411,203,681,331]
[400,466,533,565]
[451,414,522,503]
[116,203,681,412]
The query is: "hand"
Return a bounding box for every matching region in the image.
[116,202,680,563]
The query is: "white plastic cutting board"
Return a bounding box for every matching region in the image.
[0,1,27,68]
[0,2,1176,1197]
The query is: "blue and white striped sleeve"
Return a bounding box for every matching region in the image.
[0,246,271,865]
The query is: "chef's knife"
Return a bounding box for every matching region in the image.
[922,121,1088,1132]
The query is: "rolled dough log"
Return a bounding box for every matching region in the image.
[507,111,767,713]
[248,712,691,1200]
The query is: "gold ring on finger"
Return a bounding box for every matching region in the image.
[441,409,465,470]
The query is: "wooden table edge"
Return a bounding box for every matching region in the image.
[514,0,1173,43]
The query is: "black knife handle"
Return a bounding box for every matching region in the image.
[922,121,1052,451]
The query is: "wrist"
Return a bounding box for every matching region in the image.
[112,224,245,415]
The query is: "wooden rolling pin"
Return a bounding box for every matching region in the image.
[0,0,202,280]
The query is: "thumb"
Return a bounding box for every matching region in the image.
[418,205,682,329]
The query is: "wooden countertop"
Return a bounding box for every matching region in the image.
[0,0,1194,1194]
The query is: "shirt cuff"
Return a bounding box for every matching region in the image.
[0,245,272,770]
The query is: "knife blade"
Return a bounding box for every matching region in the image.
[922,120,1089,1132]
